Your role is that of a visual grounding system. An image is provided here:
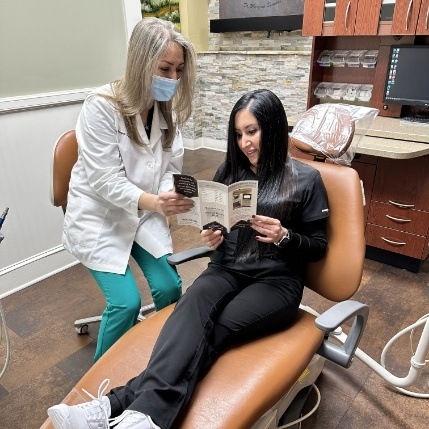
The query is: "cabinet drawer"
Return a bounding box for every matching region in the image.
[368,201,429,236]
[365,224,427,259]
[372,157,429,212]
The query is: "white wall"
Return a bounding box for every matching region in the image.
[0,0,141,297]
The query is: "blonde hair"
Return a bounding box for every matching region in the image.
[108,18,197,147]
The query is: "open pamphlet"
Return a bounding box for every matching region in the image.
[173,174,258,233]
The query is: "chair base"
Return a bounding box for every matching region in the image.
[73,303,156,334]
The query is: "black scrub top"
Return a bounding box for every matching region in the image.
[209,159,329,281]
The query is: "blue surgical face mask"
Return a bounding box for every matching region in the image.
[151,75,180,101]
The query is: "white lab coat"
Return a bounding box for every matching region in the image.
[63,85,184,274]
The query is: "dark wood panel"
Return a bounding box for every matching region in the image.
[322,66,375,84]
[371,37,414,116]
[372,45,402,117]
[352,153,378,164]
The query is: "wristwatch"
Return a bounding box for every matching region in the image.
[274,228,290,247]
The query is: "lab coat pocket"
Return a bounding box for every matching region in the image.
[64,198,109,248]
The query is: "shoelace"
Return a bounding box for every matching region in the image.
[108,410,141,427]
[81,378,111,427]
[109,410,161,429]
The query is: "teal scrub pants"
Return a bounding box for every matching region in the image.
[89,242,182,362]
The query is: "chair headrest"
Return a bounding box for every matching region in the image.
[290,104,355,159]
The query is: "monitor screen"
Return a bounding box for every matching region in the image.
[383,45,429,107]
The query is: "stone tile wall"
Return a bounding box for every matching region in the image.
[182,0,313,149]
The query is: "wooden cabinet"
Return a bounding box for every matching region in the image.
[366,156,429,261]
[306,35,414,118]
[301,0,429,270]
[303,0,426,36]
[291,148,429,268]
[303,0,360,36]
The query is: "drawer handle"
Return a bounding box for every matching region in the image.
[385,215,411,223]
[345,1,351,30]
[388,200,415,209]
[405,0,413,31]
[381,237,406,246]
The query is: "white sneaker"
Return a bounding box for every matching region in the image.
[48,379,111,429]
[110,410,161,429]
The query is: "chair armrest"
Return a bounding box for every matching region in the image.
[167,246,214,266]
[315,300,369,368]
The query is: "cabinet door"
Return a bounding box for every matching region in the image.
[416,0,429,34]
[372,156,429,211]
[354,0,383,34]
[302,0,359,36]
[390,0,422,34]
[333,0,360,34]
[302,0,326,36]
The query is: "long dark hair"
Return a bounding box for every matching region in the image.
[217,89,297,261]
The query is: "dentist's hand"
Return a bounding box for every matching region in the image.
[155,192,194,216]
[138,191,194,216]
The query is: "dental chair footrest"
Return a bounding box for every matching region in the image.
[41,305,325,429]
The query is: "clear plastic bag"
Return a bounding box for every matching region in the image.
[290,103,379,166]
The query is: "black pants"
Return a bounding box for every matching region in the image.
[108,264,302,429]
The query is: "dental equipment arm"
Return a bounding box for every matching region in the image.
[324,311,429,393]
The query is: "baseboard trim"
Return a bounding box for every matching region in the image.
[183,137,226,152]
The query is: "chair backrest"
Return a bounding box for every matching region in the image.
[49,130,78,214]
[300,158,365,302]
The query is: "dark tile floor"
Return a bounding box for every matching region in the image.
[0,148,428,429]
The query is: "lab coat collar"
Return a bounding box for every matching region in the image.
[149,102,167,145]
[137,102,167,147]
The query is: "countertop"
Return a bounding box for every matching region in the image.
[288,114,429,159]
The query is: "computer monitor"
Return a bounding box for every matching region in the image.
[383,45,429,108]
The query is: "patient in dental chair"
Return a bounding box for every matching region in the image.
[47,89,329,429]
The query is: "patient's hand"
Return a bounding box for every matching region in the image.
[201,228,224,250]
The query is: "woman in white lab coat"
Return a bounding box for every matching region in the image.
[63,18,197,361]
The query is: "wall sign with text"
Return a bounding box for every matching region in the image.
[219,0,304,19]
